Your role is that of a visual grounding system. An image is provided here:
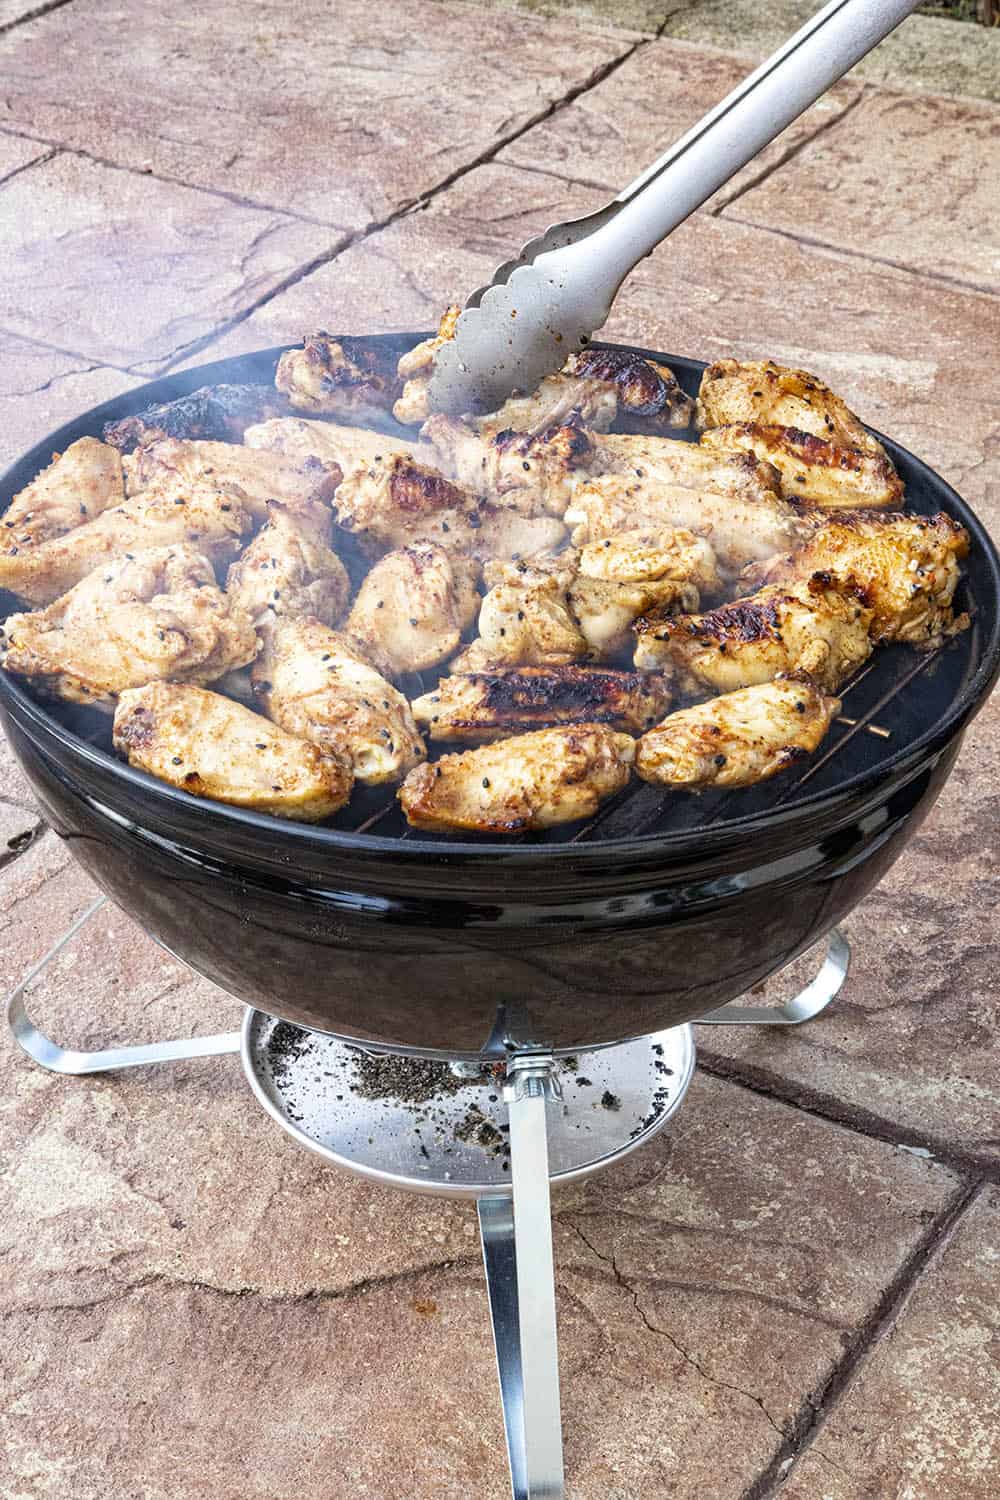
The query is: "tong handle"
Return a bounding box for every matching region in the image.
[536,0,920,295]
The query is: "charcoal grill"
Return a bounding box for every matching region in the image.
[2,339,999,1498]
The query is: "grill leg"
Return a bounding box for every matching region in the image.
[478,1053,565,1500]
[6,895,242,1073]
[696,928,850,1027]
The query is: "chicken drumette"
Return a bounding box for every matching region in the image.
[422,414,599,517]
[346,542,480,676]
[398,723,635,832]
[253,618,425,785]
[113,681,352,820]
[226,499,350,631]
[1,545,257,710]
[636,676,840,790]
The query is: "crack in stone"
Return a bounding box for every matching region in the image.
[7,1253,483,1321]
[567,1219,788,1440]
[718,210,1000,303]
[711,84,869,215]
[697,1051,1000,1182]
[738,1176,987,1500]
[0,817,46,871]
[0,0,77,40]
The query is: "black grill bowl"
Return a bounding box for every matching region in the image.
[2,340,998,1054]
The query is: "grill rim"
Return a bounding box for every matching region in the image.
[2,336,998,866]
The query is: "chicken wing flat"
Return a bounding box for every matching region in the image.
[398,723,635,833]
[244,416,436,475]
[2,438,125,557]
[2,545,257,710]
[253,619,425,785]
[634,577,873,693]
[275,333,398,423]
[0,475,254,607]
[413,666,672,742]
[696,359,887,459]
[566,471,803,578]
[593,431,782,499]
[700,423,903,509]
[577,528,723,598]
[226,499,350,630]
[113,681,351,820]
[104,384,288,453]
[745,510,969,647]
[422,414,598,517]
[346,542,480,676]
[636,676,840,790]
[124,436,342,520]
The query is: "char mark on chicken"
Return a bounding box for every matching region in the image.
[414,665,672,741]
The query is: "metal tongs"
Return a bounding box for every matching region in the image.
[428,0,920,417]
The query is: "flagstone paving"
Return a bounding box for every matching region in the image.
[0,0,998,1495]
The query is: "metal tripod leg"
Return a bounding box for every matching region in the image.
[696,928,850,1026]
[6,894,242,1073]
[478,1053,565,1500]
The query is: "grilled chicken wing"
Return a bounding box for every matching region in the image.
[398,723,635,832]
[422,414,598,517]
[636,676,840,790]
[394,305,462,426]
[700,422,902,509]
[577,528,723,598]
[346,542,480,676]
[1,545,256,710]
[451,544,700,673]
[394,310,692,433]
[744,510,969,647]
[566,471,802,579]
[123,436,342,519]
[2,438,125,557]
[253,619,425,785]
[451,553,586,672]
[413,666,672,742]
[332,456,485,556]
[275,333,398,423]
[696,359,887,459]
[0,475,254,607]
[104,384,288,453]
[244,416,436,473]
[226,499,350,630]
[634,577,873,693]
[593,431,781,498]
[113,681,351,820]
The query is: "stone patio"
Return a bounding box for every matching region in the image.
[0,1,998,1496]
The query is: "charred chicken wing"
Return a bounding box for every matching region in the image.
[413,666,672,742]
[398,723,635,832]
[253,619,425,785]
[113,681,351,820]
[2,438,125,557]
[634,576,873,693]
[700,422,902,509]
[275,333,398,423]
[1,545,257,710]
[346,542,480,676]
[0,475,254,607]
[745,510,969,647]
[636,676,840,790]
[104,384,288,453]
[226,499,350,630]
